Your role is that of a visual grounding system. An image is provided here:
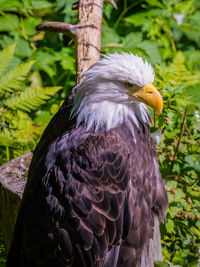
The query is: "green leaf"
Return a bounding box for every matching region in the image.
[34,110,51,124]
[191,226,200,238]
[136,41,161,64]
[59,48,75,71]
[166,219,175,233]
[15,38,32,57]
[0,37,32,59]
[185,85,200,107]
[144,0,166,8]
[174,0,196,14]
[104,3,113,19]
[0,0,23,11]
[123,32,143,50]
[174,189,185,202]
[186,49,200,70]
[0,61,34,93]
[0,14,19,32]
[32,49,60,77]
[0,35,15,49]
[0,43,15,77]
[125,13,150,27]
[154,261,169,267]
[183,26,200,45]
[163,0,180,6]
[50,103,59,115]
[4,86,62,112]
[101,27,121,47]
[168,206,183,218]
[23,16,42,36]
[30,0,53,10]
[166,180,178,190]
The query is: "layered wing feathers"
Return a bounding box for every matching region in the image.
[15,127,133,266]
[7,101,168,267]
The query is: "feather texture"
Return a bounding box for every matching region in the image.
[71,53,153,136]
[7,53,168,267]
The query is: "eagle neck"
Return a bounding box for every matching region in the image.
[71,81,151,138]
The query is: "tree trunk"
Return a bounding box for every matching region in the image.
[141,215,163,267]
[0,0,164,265]
[0,152,32,253]
[76,0,103,81]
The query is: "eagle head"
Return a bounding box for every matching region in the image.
[71,53,163,134]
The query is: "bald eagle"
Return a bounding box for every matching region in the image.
[7,53,168,267]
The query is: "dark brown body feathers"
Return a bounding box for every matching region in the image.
[7,86,168,267]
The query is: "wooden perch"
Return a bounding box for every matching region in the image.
[76,0,103,80]
[36,22,97,39]
[36,22,78,38]
[72,1,79,10]
[72,0,117,10]
[0,152,32,253]
[37,0,105,82]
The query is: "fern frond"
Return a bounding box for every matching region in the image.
[0,128,15,146]
[0,44,16,78]
[4,86,62,112]
[0,61,35,94]
[168,52,200,87]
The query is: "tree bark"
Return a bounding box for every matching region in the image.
[36,0,104,83]
[0,0,164,265]
[141,215,163,267]
[0,152,32,253]
[76,0,103,81]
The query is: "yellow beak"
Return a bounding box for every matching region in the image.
[132,83,163,115]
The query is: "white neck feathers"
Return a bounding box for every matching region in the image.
[71,82,150,136]
[70,53,154,136]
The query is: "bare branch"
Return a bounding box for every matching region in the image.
[171,106,188,171]
[105,0,118,9]
[72,1,79,10]
[36,22,97,40]
[36,22,78,38]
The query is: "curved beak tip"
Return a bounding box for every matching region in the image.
[130,83,163,115]
[144,84,163,116]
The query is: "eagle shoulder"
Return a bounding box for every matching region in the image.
[7,121,167,267]
[19,125,133,266]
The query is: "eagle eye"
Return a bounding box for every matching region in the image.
[123,81,138,90]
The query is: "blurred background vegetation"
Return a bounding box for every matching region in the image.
[0,0,199,266]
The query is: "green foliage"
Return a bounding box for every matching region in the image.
[0,0,200,266]
[154,261,171,267]
[154,53,200,266]
[0,0,76,90]
[0,44,62,163]
[0,0,76,167]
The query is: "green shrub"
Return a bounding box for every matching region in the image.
[0,44,62,163]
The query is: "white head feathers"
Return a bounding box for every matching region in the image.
[71,52,155,136]
[82,53,154,87]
